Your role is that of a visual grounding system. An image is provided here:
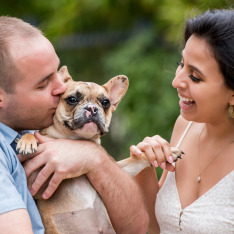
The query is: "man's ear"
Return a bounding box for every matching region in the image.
[58,66,73,83]
[0,88,6,108]
[102,75,129,112]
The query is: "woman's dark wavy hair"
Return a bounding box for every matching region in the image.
[184,9,234,90]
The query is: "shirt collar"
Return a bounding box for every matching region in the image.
[0,122,35,145]
[0,122,18,145]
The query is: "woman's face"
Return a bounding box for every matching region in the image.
[172,35,233,124]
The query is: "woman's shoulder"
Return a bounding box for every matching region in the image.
[170,115,190,146]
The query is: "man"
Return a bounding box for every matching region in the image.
[0,16,148,233]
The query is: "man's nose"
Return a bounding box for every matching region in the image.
[52,78,66,96]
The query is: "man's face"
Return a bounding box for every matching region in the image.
[4,36,66,132]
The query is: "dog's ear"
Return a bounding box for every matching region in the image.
[58,66,73,83]
[102,75,129,111]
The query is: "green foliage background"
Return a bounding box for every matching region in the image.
[1,0,232,177]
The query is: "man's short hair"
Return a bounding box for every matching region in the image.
[0,16,43,93]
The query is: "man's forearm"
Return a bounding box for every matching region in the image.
[87,150,149,233]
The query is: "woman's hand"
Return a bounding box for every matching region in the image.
[130,135,175,172]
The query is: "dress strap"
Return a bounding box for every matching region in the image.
[176,121,193,148]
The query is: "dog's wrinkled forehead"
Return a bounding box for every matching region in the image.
[63,81,109,101]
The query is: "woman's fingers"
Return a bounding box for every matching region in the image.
[165,162,175,172]
[130,145,142,156]
[152,135,173,164]
[130,135,175,171]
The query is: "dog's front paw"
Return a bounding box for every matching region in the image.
[16,133,39,155]
[171,147,184,162]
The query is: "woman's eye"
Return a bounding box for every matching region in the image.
[177,61,184,68]
[66,96,78,105]
[189,74,201,82]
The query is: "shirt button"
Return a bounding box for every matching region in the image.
[14,137,20,143]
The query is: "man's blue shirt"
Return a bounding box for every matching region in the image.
[0,122,44,233]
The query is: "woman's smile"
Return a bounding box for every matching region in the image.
[178,94,196,110]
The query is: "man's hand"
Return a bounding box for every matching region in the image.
[22,131,104,199]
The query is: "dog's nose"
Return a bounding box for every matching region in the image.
[85,105,98,117]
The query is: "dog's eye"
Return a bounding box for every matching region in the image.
[65,96,78,105]
[102,99,110,109]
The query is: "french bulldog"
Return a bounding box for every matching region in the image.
[17,66,183,234]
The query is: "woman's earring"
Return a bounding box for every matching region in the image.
[228,105,234,118]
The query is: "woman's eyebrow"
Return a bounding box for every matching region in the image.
[188,65,205,77]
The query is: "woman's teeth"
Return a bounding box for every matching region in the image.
[179,94,195,105]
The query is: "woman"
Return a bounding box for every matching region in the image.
[131,9,234,233]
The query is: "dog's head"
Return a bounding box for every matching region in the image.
[53,66,128,143]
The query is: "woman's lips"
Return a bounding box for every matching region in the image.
[178,94,195,110]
